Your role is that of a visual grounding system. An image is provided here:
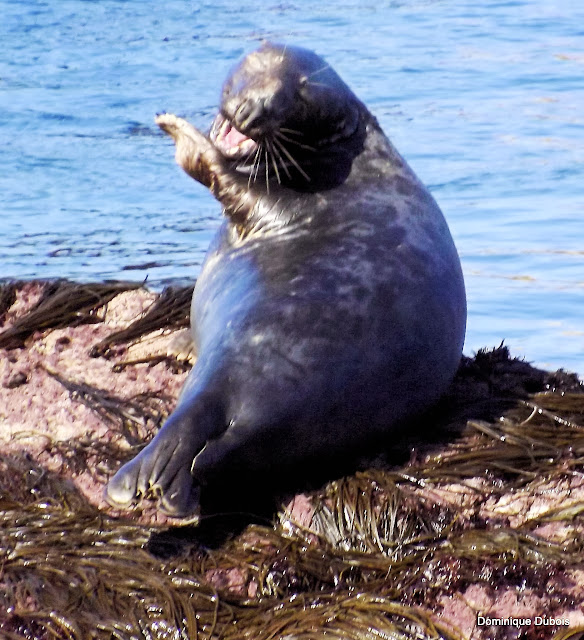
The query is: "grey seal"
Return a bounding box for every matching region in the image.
[106,43,466,517]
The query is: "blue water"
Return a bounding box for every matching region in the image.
[1,0,583,376]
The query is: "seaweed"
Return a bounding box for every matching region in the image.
[0,281,19,326]
[0,280,141,350]
[89,285,193,358]
[46,368,173,450]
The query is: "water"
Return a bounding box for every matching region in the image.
[1,0,582,376]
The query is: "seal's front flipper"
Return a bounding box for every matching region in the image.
[155,113,217,186]
[155,112,252,218]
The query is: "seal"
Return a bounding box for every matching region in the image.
[106,43,466,517]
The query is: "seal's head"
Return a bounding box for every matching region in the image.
[209,43,367,190]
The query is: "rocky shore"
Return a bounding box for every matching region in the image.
[1,280,583,640]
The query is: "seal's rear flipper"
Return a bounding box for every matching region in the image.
[105,394,223,518]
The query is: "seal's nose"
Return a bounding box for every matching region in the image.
[234,97,269,133]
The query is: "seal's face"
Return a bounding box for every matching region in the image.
[209,43,365,189]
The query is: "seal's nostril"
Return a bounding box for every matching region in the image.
[235,98,266,132]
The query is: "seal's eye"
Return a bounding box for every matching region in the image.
[297,75,310,102]
[222,82,233,100]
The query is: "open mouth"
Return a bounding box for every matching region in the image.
[210,114,258,159]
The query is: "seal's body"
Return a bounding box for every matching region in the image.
[106,43,466,517]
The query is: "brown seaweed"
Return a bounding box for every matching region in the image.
[0,280,141,350]
[0,281,19,325]
[46,367,173,449]
[89,285,193,358]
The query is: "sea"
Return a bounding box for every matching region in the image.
[1,0,582,377]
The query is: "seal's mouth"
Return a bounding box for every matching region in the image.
[210,114,258,159]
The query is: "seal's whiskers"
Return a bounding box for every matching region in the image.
[307,63,332,79]
[237,141,261,174]
[276,131,316,152]
[273,137,311,182]
[268,138,292,181]
[279,127,304,137]
[266,140,282,185]
[264,147,270,193]
[249,142,263,188]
